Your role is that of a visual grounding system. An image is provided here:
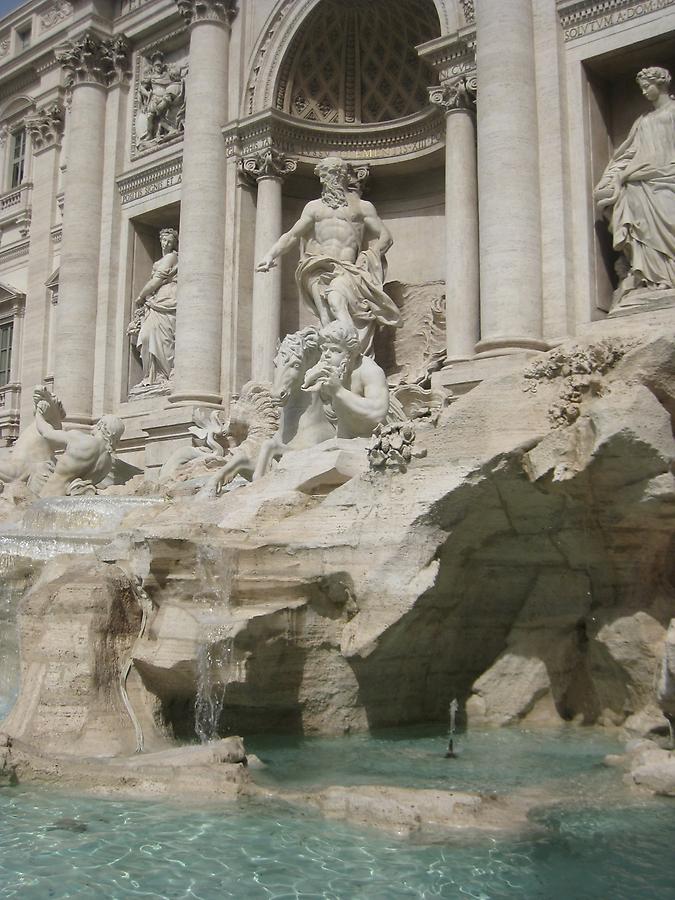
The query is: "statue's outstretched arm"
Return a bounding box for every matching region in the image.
[33,405,69,449]
[257,206,315,271]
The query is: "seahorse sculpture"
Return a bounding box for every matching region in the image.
[197,382,281,498]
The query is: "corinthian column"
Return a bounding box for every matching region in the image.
[54,34,129,424]
[240,148,297,383]
[22,103,64,423]
[429,76,479,362]
[170,0,236,405]
[474,0,546,354]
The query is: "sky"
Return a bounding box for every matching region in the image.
[0,0,31,19]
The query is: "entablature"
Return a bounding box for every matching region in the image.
[223,106,444,168]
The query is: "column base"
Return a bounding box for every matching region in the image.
[474,336,549,356]
[168,390,223,406]
[431,350,545,397]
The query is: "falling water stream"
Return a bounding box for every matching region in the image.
[0,495,163,724]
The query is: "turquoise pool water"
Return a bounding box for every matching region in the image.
[1,727,674,899]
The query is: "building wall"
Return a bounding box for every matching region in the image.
[0,0,670,458]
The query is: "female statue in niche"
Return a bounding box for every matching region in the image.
[128,227,178,395]
[594,67,675,301]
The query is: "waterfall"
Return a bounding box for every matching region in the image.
[0,495,164,724]
[0,558,34,723]
[194,630,241,743]
[0,496,162,560]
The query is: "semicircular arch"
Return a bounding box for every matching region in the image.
[243,0,460,118]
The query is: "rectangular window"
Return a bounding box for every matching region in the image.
[0,321,13,388]
[16,26,31,51]
[10,129,26,189]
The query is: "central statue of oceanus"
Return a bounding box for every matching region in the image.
[256,155,400,356]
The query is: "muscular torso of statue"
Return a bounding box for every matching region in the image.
[303,197,366,262]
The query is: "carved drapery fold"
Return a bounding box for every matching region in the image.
[55,33,130,87]
[239,147,297,183]
[428,75,477,114]
[25,103,65,151]
[174,0,238,27]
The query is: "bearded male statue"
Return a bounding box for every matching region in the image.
[256,156,400,356]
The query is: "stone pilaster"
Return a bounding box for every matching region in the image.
[240,147,297,383]
[21,103,65,423]
[169,0,237,405]
[474,0,546,355]
[429,76,479,362]
[53,33,130,424]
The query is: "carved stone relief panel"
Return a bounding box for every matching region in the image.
[133,34,188,157]
[375,280,446,384]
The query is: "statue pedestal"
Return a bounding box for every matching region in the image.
[609,289,675,318]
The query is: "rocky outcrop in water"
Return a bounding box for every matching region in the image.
[1,315,673,771]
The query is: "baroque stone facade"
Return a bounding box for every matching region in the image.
[0,0,669,465]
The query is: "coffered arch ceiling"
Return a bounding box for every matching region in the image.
[274,0,441,126]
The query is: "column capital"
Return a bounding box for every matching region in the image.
[429,75,477,114]
[55,32,130,88]
[175,0,238,27]
[239,147,297,184]
[25,102,65,153]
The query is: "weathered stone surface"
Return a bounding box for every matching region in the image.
[278,783,547,838]
[2,325,674,755]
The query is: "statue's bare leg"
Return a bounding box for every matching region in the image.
[310,283,332,327]
[326,277,352,324]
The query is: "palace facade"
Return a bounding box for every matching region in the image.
[0,0,672,472]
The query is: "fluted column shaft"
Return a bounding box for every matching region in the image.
[241,147,297,383]
[430,79,479,362]
[170,2,232,405]
[251,176,282,382]
[22,104,63,422]
[55,83,106,422]
[474,0,546,354]
[54,33,129,423]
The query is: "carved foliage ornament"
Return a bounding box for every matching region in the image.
[25,102,65,151]
[55,33,130,87]
[174,0,238,27]
[40,0,73,32]
[460,0,475,24]
[428,75,477,113]
[239,147,297,183]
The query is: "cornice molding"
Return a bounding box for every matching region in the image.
[557,0,675,41]
[117,155,182,205]
[417,28,476,85]
[223,107,444,166]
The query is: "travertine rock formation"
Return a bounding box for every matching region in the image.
[2,318,673,764]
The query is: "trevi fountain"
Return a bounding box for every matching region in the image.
[0,0,673,897]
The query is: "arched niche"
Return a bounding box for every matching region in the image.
[243,0,459,118]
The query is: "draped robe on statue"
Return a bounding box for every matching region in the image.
[596,98,675,289]
[295,245,400,355]
[135,255,177,383]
